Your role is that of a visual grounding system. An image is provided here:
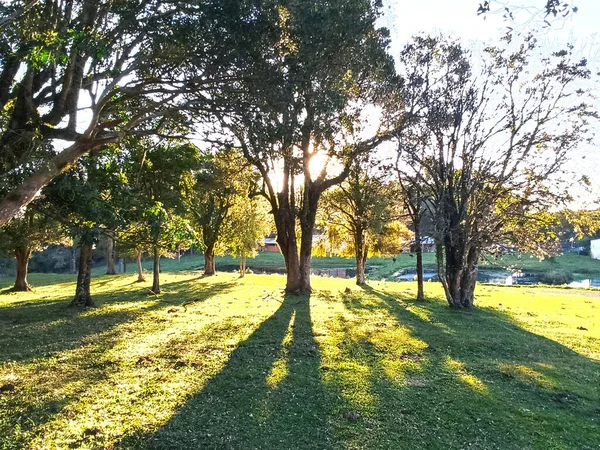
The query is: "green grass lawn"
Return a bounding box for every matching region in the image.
[0,272,599,449]
[128,251,600,281]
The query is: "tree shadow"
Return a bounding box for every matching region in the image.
[120,293,336,450]
[0,276,237,448]
[344,284,600,448]
[0,277,236,364]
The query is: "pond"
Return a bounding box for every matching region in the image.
[213,263,600,287]
[394,267,600,287]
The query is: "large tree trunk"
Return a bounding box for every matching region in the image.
[297,185,321,293]
[13,247,31,291]
[203,244,216,276]
[438,241,478,308]
[414,223,424,301]
[71,242,94,307]
[151,246,160,294]
[105,229,116,275]
[274,207,302,293]
[354,228,367,285]
[136,250,145,282]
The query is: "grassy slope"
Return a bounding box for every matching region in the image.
[0,273,598,449]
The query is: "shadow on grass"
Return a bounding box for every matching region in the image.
[120,293,336,450]
[0,276,236,364]
[0,276,237,448]
[344,285,600,448]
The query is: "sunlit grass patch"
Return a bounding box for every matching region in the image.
[0,273,598,449]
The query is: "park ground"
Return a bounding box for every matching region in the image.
[0,271,599,449]
[132,251,600,281]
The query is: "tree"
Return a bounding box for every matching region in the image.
[205,0,396,293]
[105,229,117,275]
[394,34,595,308]
[320,159,407,285]
[41,160,117,306]
[395,175,430,301]
[0,0,248,225]
[116,139,197,293]
[0,204,63,291]
[184,149,256,277]
[221,194,272,278]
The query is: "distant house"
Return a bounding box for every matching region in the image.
[259,237,280,253]
[410,236,436,253]
[590,239,600,260]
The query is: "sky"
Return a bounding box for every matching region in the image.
[379,0,600,208]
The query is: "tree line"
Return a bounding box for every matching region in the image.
[0,0,596,308]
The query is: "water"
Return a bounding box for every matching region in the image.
[214,263,600,287]
[394,267,600,287]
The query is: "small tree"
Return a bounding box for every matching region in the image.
[0,205,64,291]
[184,149,259,277]
[320,159,407,285]
[221,196,272,278]
[118,140,198,293]
[42,164,115,306]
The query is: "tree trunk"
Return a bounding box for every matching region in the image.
[70,247,77,274]
[279,235,302,292]
[414,223,424,301]
[123,258,127,273]
[0,139,112,227]
[136,250,145,282]
[71,242,94,307]
[297,184,321,293]
[439,242,478,308]
[13,248,31,291]
[298,226,314,293]
[239,253,246,278]
[204,244,216,276]
[354,228,366,285]
[273,206,302,293]
[151,246,160,294]
[105,229,116,275]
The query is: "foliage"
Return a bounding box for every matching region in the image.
[116,139,199,256]
[393,33,596,307]
[0,0,262,224]
[220,196,272,271]
[0,273,598,448]
[183,149,259,259]
[318,158,409,282]
[205,0,398,292]
[0,205,64,257]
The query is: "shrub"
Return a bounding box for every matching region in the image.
[541,269,574,285]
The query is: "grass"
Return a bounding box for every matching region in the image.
[0,272,599,449]
[481,252,600,278]
[135,251,600,281]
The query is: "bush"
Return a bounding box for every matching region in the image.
[541,269,574,285]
